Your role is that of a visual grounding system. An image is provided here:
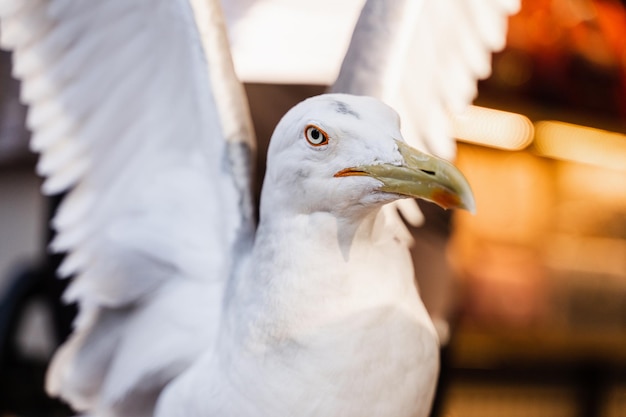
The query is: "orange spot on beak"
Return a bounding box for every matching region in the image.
[431,188,462,210]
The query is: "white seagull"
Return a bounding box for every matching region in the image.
[0,0,517,416]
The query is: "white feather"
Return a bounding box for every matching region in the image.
[1,0,254,415]
[41,156,88,194]
[29,112,73,152]
[36,136,85,176]
[332,0,520,160]
[27,96,63,132]
[50,186,94,230]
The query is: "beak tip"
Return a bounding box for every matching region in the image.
[461,192,476,215]
[464,201,477,215]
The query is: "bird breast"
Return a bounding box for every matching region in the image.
[208,208,440,416]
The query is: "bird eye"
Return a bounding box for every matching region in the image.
[304,125,329,146]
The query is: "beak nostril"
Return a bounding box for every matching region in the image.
[420,169,436,176]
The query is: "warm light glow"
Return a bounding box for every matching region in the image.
[534,121,626,171]
[452,106,535,151]
[545,234,626,278]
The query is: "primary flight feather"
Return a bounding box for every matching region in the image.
[0,0,516,416]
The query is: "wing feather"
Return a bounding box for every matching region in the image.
[0,0,255,415]
[332,0,520,160]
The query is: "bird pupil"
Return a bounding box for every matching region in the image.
[311,129,320,140]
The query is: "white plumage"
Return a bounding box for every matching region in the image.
[0,0,517,416]
[157,94,455,417]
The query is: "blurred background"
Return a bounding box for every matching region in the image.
[1,0,625,416]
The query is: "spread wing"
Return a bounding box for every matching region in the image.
[0,0,255,415]
[331,0,520,161]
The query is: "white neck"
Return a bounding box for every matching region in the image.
[211,206,438,417]
[225,205,423,346]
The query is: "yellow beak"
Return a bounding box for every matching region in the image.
[335,140,475,213]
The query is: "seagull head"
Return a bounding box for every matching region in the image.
[261,94,475,218]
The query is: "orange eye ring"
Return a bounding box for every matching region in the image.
[304,125,329,146]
